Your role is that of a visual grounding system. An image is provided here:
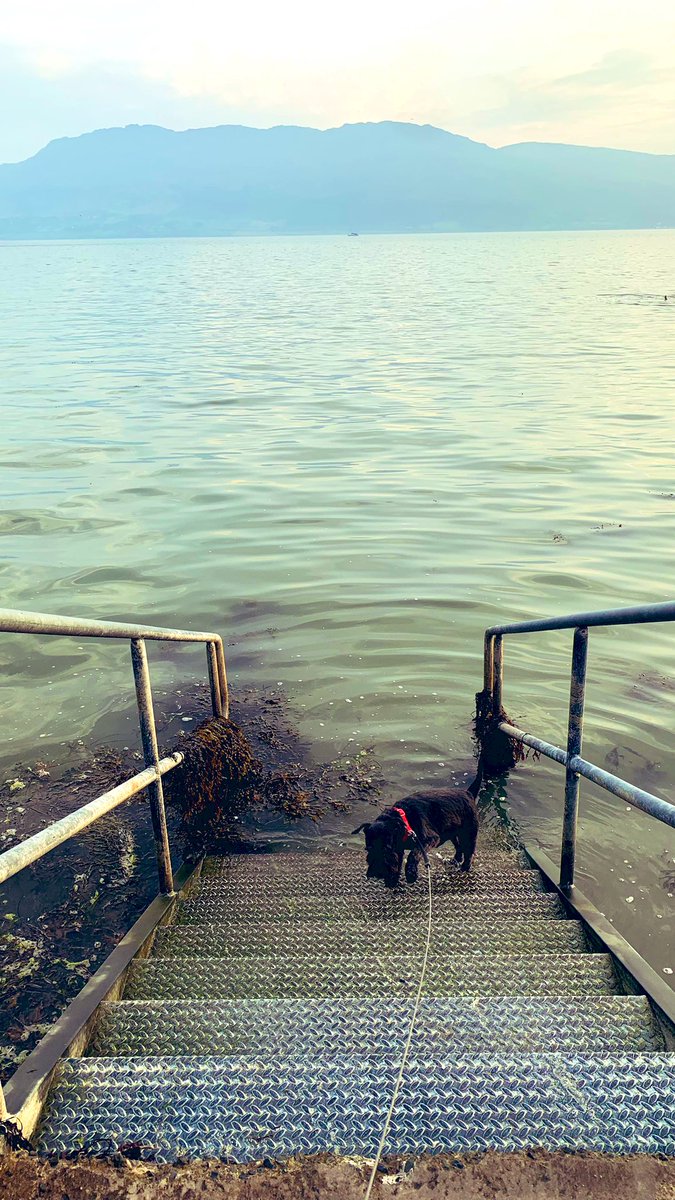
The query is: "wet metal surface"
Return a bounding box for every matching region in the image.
[122,952,620,1000]
[88,996,666,1057]
[152,917,589,960]
[38,1052,675,1159]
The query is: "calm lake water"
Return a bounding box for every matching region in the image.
[1,230,674,978]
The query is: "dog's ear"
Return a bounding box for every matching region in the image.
[351,822,371,836]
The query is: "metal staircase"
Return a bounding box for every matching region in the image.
[1,602,674,1164]
[36,840,674,1161]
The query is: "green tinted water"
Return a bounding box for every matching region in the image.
[1,230,673,973]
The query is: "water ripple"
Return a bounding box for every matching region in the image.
[1,230,674,974]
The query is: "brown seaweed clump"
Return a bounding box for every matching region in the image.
[474,688,526,776]
[166,717,262,852]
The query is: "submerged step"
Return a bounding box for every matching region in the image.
[175,889,567,924]
[153,917,589,959]
[39,1052,675,1159]
[88,996,665,1057]
[123,952,620,1000]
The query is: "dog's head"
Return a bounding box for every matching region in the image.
[352,812,406,888]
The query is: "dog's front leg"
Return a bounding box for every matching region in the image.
[405,847,422,884]
[405,834,439,883]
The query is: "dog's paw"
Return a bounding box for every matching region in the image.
[405,860,419,885]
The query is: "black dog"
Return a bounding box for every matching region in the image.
[352,761,481,888]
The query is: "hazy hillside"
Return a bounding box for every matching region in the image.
[0,121,673,238]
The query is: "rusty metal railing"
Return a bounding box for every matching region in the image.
[483,601,675,894]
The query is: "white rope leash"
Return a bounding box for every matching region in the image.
[363,858,433,1200]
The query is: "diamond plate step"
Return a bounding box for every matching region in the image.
[153,918,589,960]
[202,846,532,879]
[123,953,619,1000]
[38,1053,675,1159]
[193,857,545,897]
[176,889,566,925]
[88,996,665,1057]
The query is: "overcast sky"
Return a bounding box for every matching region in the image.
[2,0,674,163]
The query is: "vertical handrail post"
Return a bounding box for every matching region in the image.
[214,637,230,720]
[206,641,224,718]
[560,626,589,892]
[0,1080,7,1121]
[483,632,494,698]
[493,634,504,713]
[130,638,175,895]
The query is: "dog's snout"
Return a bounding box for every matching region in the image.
[359,814,405,890]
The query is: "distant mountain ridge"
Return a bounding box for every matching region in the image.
[0,120,673,238]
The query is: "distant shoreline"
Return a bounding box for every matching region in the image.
[1,226,674,244]
[2,122,674,241]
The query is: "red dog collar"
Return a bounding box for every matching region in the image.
[391,806,415,841]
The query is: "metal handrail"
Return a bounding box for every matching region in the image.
[0,752,184,888]
[0,608,226,642]
[0,607,229,893]
[482,601,675,893]
[0,608,229,1118]
[486,599,675,636]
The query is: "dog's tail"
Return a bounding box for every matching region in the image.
[467,755,483,800]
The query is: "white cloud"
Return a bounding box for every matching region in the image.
[1,0,674,160]
[463,51,675,153]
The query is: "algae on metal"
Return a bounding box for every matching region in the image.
[474,688,526,776]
